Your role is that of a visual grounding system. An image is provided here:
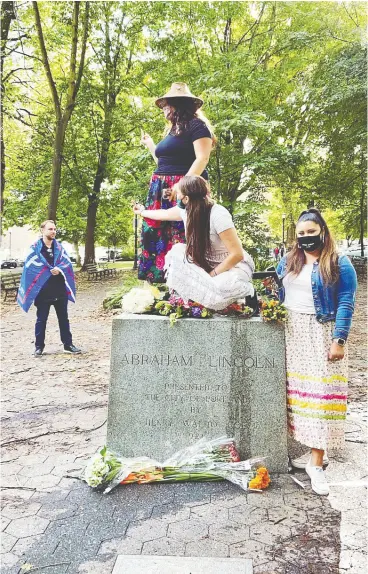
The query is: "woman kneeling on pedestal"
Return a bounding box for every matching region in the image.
[133,175,254,311]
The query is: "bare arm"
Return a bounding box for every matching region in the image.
[140,132,158,165]
[133,203,182,222]
[186,137,212,176]
[209,228,244,276]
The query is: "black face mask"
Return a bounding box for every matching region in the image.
[177,199,186,210]
[298,234,323,252]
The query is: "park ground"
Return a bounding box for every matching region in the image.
[1,272,367,574]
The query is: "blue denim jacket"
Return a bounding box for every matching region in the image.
[276,255,357,341]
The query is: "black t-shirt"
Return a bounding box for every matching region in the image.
[34,240,67,304]
[154,118,212,177]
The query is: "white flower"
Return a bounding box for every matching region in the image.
[84,453,110,487]
[122,287,155,314]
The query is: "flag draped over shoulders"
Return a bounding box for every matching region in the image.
[17,239,76,313]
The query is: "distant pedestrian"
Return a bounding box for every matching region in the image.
[280,245,285,258]
[277,208,357,495]
[17,220,81,357]
[273,246,279,261]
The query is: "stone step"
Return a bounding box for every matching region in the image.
[112,555,253,574]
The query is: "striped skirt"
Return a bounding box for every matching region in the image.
[285,310,348,452]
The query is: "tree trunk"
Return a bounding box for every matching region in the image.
[83,193,98,266]
[359,183,365,257]
[33,1,89,221]
[48,118,67,221]
[73,241,81,267]
[82,102,114,268]
[0,1,16,237]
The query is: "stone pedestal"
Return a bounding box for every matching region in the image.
[107,315,288,473]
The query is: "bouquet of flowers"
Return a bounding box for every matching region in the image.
[83,437,271,494]
[154,295,212,326]
[121,284,165,314]
[259,299,287,323]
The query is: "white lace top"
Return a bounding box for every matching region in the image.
[180,203,254,271]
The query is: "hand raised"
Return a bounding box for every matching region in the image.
[140,131,153,147]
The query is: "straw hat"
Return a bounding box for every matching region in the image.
[155,82,203,109]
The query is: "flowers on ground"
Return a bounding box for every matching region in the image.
[83,437,270,494]
[248,466,271,490]
[84,446,121,488]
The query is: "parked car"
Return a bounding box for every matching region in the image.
[15,258,24,267]
[343,246,367,259]
[1,259,17,269]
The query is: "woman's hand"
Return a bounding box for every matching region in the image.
[140,130,158,164]
[328,341,345,362]
[133,203,144,215]
[140,132,154,148]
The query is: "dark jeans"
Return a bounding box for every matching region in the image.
[35,297,72,349]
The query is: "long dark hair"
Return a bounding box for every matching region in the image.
[175,176,214,272]
[287,208,339,285]
[164,98,216,145]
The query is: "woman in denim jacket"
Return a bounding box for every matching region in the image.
[276,209,357,495]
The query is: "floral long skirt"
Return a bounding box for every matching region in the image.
[138,174,185,283]
[286,310,348,452]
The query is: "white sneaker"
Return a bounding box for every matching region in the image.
[291,451,329,469]
[306,459,330,496]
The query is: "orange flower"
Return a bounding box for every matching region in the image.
[121,472,139,484]
[138,472,164,484]
[249,476,263,489]
[249,467,271,490]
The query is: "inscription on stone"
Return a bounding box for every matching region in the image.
[120,353,275,369]
[107,315,288,472]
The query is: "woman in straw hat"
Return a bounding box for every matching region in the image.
[139,82,216,282]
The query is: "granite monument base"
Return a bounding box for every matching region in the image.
[107,315,288,473]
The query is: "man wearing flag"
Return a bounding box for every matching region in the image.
[17,220,81,357]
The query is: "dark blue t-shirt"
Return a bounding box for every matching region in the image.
[154,118,212,177]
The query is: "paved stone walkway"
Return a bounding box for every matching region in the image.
[1,275,366,574]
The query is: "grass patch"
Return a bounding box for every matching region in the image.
[104,261,134,269]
